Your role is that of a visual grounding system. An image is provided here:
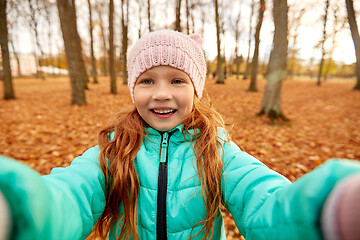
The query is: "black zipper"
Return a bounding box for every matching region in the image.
[156,131,172,240]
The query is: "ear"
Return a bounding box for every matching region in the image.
[189,34,203,48]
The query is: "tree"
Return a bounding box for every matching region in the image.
[214,0,224,84]
[109,0,116,94]
[186,0,190,34]
[27,0,45,79]
[345,0,360,90]
[43,0,56,76]
[147,0,152,32]
[0,0,15,99]
[6,1,22,76]
[56,0,87,105]
[136,0,143,37]
[121,0,129,85]
[230,3,243,79]
[88,0,98,84]
[324,3,346,81]
[93,1,108,76]
[199,1,208,39]
[175,0,182,31]
[248,0,265,92]
[288,3,306,78]
[187,1,207,35]
[317,0,329,86]
[258,0,288,122]
[243,1,255,80]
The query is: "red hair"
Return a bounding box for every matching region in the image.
[95,92,229,239]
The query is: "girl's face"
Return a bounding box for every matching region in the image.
[133,66,195,132]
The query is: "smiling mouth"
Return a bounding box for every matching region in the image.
[151,109,177,115]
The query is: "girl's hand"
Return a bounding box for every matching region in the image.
[322,174,360,240]
[0,190,11,240]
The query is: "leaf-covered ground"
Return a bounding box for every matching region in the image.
[1,76,359,239]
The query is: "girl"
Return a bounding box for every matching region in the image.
[0,30,360,240]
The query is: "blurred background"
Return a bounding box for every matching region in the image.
[1,0,359,90]
[1,0,360,239]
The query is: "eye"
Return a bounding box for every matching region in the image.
[172,79,184,84]
[139,79,154,85]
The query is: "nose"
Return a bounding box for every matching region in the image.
[152,83,173,100]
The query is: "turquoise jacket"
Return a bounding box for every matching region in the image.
[1,124,360,240]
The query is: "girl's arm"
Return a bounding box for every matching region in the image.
[222,141,360,240]
[0,146,106,240]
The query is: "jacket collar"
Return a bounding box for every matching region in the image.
[145,124,199,143]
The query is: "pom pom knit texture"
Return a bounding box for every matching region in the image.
[127,30,207,102]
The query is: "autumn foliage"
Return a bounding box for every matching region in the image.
[0,76,359,239]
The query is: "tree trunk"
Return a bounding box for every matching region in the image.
[175,0,182,31]
[346,0,360,90]
[27,0,39,78]
[234,10,241,79]
[214,0,224,84]
[186,0,190,34]
[258,0,288,122]
[243,1,255,80]
[147,0,152,32]
[44,1,55,76]
[56,0,86,105]
[248,0,265,92]
[121,0,129,85]
[98,10,108,76]
[88,0,98,84]
[137,0,143,38]
[317,0,329,86]
[0,0,15,99]
[109,0,116,94]
[71,0,89,89]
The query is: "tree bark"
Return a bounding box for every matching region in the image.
[214,0,224,84]
[317,0,329,86]
[248,0,265,92]
[258,0,288,122]
[109,0,116,94]
[0,0,15,99]
[71,0,89,89]
[88,0,98,84]
[175,0,182,31]
[56,0,86,105]
[346,0,360,90]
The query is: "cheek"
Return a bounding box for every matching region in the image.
[182,91,194,113]
[133,93,146,114]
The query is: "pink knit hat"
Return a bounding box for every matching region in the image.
[127,30,207,102]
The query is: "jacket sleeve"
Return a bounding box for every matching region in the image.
[222,141,360,240]
[0,146,106,240]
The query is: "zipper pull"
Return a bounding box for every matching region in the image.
[160,132,168,163]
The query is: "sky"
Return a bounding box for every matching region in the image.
[7,0,360,65]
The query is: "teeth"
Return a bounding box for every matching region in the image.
[153,109,175,114]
